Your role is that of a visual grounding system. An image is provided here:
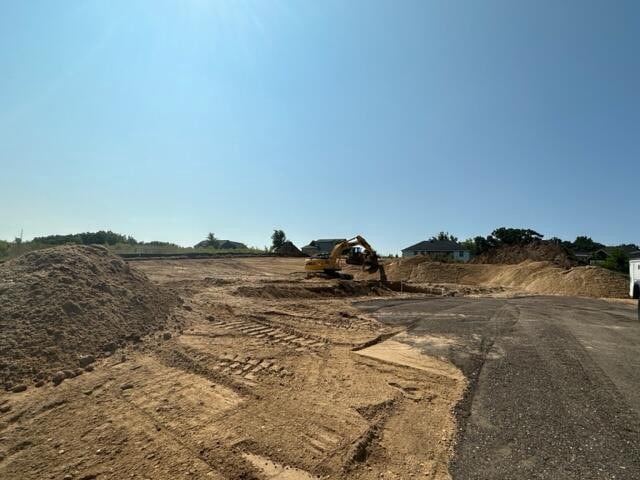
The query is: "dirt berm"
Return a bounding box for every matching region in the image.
[471,242,578,268]
[356,256,628,298]
[0,245,177,388]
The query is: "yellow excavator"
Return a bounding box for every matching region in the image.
[304,236,387,282]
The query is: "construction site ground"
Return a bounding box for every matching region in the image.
[1,257,638,480]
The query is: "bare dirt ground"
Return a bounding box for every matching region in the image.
[0,257,466,480]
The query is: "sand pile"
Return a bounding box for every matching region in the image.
[273,241,307,257]
[471,242,577,268]
[0,245,177,388]
[357,257,627,298]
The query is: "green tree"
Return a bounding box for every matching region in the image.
[491,228,543,245]
[461,238,477,255]
[601,248,629,274]
[572,236,605,252]
[430,231,458,242]
[270,229,287,251]
[206,232,220,249]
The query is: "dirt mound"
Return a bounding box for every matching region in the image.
[234,280,390,299]
[0,245,177,388]
[472,242,578,268]
[273,241,307,257]
[357,257,627,298]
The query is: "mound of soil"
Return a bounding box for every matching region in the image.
[472,242,577,268]
[273,241,307,257]
[355,257,628,298]
[0,245,177,388]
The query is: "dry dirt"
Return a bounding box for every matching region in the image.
[353,257,628,298]
[470,242,577,268]
[0,246,178,388]
[0,256,466,480]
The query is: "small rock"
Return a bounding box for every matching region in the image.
[63,474,73,480]
[62,301,83,316]
[103,342,117,353]
[120,382,134,391]
[0,405,11,413]
[63,370,76,379]
[35,380,45,388]
[78,355,95,368]
[11,384,27,393]
[84,365,94,372]
[162,332,172,340]
[52,371,66,386]
[74,368,84,377]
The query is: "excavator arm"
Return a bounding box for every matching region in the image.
[306,235,386,282]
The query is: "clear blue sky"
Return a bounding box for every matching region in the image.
[1,0,638,254]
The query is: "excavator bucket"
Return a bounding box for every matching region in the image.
[363,253,380,273]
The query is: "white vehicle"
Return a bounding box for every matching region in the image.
[631,254,640,320]
[631,256,640,299]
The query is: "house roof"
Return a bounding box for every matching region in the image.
[314,239,346,244]
[218,240,246,248]
[402,240,466,252]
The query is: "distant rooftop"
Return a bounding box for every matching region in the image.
[402,240,465,252]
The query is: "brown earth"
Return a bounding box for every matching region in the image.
[0,256,465,480]
[0,245,178,388]
[353,256,628,298]
[2,249,625,479]
[470,242,578,268]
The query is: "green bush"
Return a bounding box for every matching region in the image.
[601,248,629,274]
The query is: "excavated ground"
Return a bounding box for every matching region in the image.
[0,257,467,480]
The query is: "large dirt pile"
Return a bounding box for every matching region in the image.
[273,241,307,257]
[471,242,578,268]
[356,257,627,298]
[0,245,177,388]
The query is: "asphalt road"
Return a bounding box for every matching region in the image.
[357,296,640,480]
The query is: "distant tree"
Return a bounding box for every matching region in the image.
[143,241,179,248]
[610,243,639,254]
[491,228,543,245]
[430,231,458,242]
[601,248,629,274]
[270,229,287,252]
[206,232,220,249]
[461,238,477,255]
[571,236,605,253]
[473,236,494,255]
[14,237,22,245]
[32,231,136,246]
[0,240,9,257]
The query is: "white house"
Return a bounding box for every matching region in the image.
[401,240,470,262]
